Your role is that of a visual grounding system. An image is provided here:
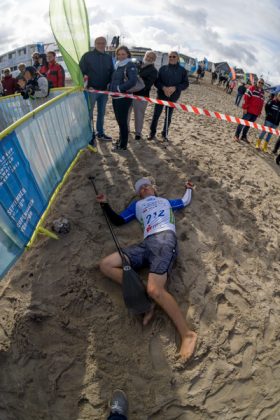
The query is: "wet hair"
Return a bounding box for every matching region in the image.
[47,51,56,57]
[115,45,131,58]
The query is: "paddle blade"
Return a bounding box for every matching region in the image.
[122,265,152,314]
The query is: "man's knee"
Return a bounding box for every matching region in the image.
[99,253,122,274]
[147,282,164,301]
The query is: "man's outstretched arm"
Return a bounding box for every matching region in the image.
[168,181,193,210]
[96,194,136,226]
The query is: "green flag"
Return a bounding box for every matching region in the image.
[49,0,90,86]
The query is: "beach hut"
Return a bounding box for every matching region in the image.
[214,62,231,75]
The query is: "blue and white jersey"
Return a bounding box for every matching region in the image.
[120,190,192,239]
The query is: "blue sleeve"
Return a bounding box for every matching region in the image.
[119,201,137,223]
[168,199,184,210]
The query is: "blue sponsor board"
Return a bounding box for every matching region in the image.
[0,132,46,277]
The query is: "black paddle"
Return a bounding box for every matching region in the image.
[88,176,152,314]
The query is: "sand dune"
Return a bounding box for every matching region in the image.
[0,74,280,419]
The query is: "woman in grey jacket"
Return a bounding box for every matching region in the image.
[109,46,137,151]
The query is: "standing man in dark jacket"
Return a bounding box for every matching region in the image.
[256,92,280,152]
[79,37,114,144]
[148,51,189,141]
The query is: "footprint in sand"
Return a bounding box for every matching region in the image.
[149,336,169,371]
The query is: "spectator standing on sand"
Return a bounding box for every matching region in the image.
[227,79,236,94]
[148,51,189,141]
[79,36,114,145]
[128,51,158,140]
[235,82,246,106]
[256,92,280,152]
[234,78,265,143]
[109,45,137,152]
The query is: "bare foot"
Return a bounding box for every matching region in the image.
[143,303,156,326]
[179,331,198,360]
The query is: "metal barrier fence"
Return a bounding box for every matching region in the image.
[0,88,74,133]
[0,88,92,279]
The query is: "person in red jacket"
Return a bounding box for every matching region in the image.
[234,78,265,143]
[1,68,17,96]
[46,51,65,88]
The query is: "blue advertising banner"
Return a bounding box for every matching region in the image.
[0,89,91,279]
[0,132,46,275]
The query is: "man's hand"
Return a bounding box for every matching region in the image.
[163,86,176,97]
[96,193,107,203]
[185,181,193,190]
[168,86,176,95]
[163,86,170,97]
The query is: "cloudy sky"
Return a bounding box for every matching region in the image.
[1,0,280,83]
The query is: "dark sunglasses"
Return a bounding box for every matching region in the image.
[169,55,178,58]
[258,81,264,85]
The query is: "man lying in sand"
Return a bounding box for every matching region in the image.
[97,178,197,360]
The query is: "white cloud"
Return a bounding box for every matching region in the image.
[1,0,279,84]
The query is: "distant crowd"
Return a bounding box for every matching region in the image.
[0,51,65,99]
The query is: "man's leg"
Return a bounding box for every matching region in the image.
[99,252,123,285]
[146,273,197,360]
[89,93,98,139]
[235,123,243,140]
[272,136,280,154]
[117,98,132,148]
[241,113,257,139]
[237,94,243,106]
[96,93,108,136]
[150,103,164,136]
[162,106,174,137]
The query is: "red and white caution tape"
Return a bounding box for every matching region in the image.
[87,89,280,136]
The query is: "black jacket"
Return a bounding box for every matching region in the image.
[109,61,138,93]
[265,99,280,126]
[237,85,246,95]
[79,49,114,90]
[136,64,158,97]
[155,63,189,102]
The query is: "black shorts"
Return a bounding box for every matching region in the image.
[122,230,178,275]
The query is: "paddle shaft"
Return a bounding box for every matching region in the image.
[89,177,126,264]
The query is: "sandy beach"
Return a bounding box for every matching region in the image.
[1,74,280,419]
